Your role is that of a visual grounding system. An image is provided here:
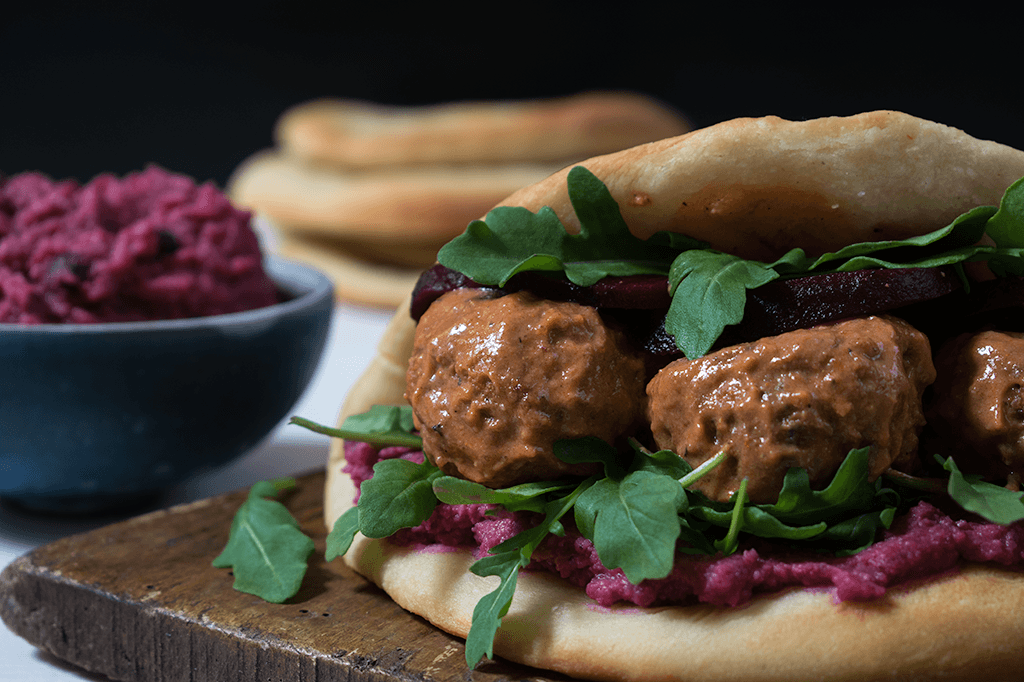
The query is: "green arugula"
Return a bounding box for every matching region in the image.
[290,405,423,449]
[433,476,576,513]
[324,456,443,558]
[437,166,696,288]
[437,168,1024,357]
[324,456,443,560]
[940,455,1024,524]
[212,478,315,603]
[574,470,685,583]
[664,251,781,364]
[691,448,900,554]
[358,458,443,537]
[714,480,750,555]
[982,177,1024,250]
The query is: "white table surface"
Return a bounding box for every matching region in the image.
[0,301,396,681]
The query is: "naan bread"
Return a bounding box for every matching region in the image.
[504,110,1024,260]
[334,467,1024,682]
[274,232,424,309]
[326,111,1024,681]
[228,149,558,243]
[275,92,691,169]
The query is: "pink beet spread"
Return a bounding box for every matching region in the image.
[0,167,279,324]
[343,441,1024,608]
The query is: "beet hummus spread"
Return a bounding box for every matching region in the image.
[0,166,278,324]
[343,441,1024,608]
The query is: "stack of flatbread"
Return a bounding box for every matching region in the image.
[227,92,690,307]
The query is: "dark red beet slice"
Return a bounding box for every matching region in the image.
[639,266,963,374]
[410,264,487,320]
[589,275,671,309]
[734,266,962,342]
[410,264,670,320]
[504,272,670,309]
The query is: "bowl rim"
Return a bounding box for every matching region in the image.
[0,256,333,334]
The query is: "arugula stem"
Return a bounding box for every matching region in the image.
[881,468,946,495]
[679,450,728,489]
[717,478,749,555]
[289,416,425,449]
[465,476,595,668]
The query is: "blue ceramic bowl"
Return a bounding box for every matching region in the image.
[0,257,333,513]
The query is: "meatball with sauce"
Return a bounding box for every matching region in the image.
[406,288,646,488]
[928,330,1024,483]
[646,315,935,504]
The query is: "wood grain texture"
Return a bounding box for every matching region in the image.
[0,471,563,682]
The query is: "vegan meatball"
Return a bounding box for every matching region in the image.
[406,288,646,488]
[929,330,1024,482]
[646,315,935,504]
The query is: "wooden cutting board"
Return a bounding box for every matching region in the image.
[0,471,565,681]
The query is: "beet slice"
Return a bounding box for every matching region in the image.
[410,264,487,320]
[503,271,670,309]
[589,275,671,309]
[410,264,670,320]
[638,266,963,374]
[734,266,962,342]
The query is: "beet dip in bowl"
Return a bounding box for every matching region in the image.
[0,167,333,512]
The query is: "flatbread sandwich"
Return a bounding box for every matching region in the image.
[320,111,1024,681]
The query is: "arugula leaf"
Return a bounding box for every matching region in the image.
[804,204,994,272]
[432,476,575,513]
[630,444,695,481]
[941,456,1024,524]
[735,505,827,541]
[562,166,680,285]
[212,478,315,603]
[983,176,1024,248]
[818,508,896,555]
[574,470,685,583]
[553,435,627,479]
[357,458,443,538]
[437,167,678,288]
[325,506,360,561]
[688,448,899,553]
[465,479,592,668]
[343,404,416,434]
[665,250,780,358]
[438,205,572,286]
[465,551,523,668]
[290,405,422,449]
[764,447,884,524]
[564,441,728,571]
[985,248,1024,278]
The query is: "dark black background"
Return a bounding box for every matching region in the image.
[3,4,1019,189]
